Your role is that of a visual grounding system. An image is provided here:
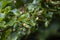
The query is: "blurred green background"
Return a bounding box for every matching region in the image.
[0,0,60,40]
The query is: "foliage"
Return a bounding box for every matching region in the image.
[0,0,60,40]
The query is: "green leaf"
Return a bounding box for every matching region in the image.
[18,13,30,21]
[7,17,17,26]
[0,21,6,28]
[4,6,11,14]
[11,9,20,16]
[0,13,5,22]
